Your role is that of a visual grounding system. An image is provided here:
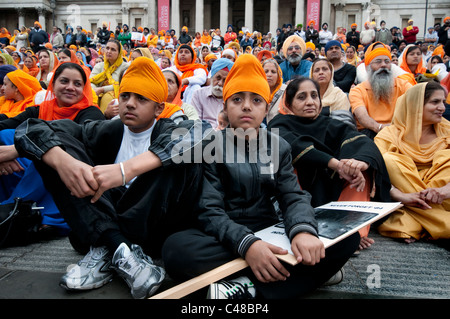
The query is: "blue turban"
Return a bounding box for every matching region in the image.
[210,57,234,78]
[0,65,17,85]
[325,40,342,54]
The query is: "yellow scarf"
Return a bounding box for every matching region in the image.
[90,43,124,98]
[375,83,450,164]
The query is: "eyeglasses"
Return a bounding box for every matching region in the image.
[370,59,391,65]
[287,45,301,51]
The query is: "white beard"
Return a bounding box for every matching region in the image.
[368,67,394,103]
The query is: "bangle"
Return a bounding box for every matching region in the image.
[378,124,382,132]
[119,162,126,186]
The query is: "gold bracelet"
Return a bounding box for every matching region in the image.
[119,162,126,186]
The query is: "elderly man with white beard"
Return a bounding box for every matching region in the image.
[279,35,312,83]
[191,58,234,129]
[349,42,412,139]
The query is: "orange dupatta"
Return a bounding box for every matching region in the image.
[0,69,42,117]
[173,45,208,92]
[38,62,96,121]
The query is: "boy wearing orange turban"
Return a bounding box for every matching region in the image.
[162,54,355,300]
[13,56,210,299]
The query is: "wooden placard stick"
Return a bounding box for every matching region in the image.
[150,257,249,299]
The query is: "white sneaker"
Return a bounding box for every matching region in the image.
[208,276,256,299]
[60,246,113,290]
[112,243,165,299]
[323,268,344,286]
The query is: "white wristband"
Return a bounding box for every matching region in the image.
[119,162,126,186]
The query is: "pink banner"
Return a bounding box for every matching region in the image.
[306,0,321,28]
[158,0,170,31]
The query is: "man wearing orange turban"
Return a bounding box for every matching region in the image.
[0,69,42,118]
[349,42,412,139]
[279,35,312,83]
[13,54,209,299]
[29,21,48,53]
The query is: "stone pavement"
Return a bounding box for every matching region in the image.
[0,228,449,300]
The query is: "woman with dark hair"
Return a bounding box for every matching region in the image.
[0,62,105,235]
[268,77,391,250]
[374,82,450,243]
[90,38,130,112]
[399,44,427,85]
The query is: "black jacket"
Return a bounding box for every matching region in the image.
[0,105,105,128]
[196,128,318,258]
[14,118,211,167]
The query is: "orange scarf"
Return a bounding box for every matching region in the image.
[201,34,211,44]
[157,102,183,120]
[174,46,207,92]
[38,62,95,121]
[23,58,40,77]
[0,69,42,117]
[399,45,427,85]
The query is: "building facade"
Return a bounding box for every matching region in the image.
[0,0,449,39]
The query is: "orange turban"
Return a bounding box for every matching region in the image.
[0,69,42,118]
[281,35,306,59]
[309,20,315,26]
[223,54,270,104]
[204,53,217,63]
[34,21,42,28]
[364,42,391,66]
[351,23,357,28]
[7,69,42,98]
[305,42,315,51]
[119,56,168,104]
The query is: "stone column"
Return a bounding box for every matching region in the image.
[220,0,229,32]
[245,0,253,31]
[269,0,278,34]
[17,7,26,29]
[37,7,47,30]
[121,7,129,27]
[147,0,156,29]
[321,0,331,26]
[171,0,180,33]
[195,0,203,33]
[295,0,304,26]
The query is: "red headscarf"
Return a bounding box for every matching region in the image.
[38,62,96,121]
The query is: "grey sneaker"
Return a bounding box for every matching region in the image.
[208,276,256,299]
[112,243,165,299]
[60,246,113,290]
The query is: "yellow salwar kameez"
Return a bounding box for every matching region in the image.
[374,83,450,240]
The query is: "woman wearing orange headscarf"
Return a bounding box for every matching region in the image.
[23,55,40,77]
[0,69,42,118]
[200,29,212,47]
[399,44,427,85]
[170,44,207,104]
[0,28,11,47]
[262,58,285,123]
[162,68,199,121]
[0,62,104,235]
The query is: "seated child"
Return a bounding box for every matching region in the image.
[162,54,360,299]
[12,57,211,299]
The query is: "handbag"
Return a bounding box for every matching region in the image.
[0,197,42,248]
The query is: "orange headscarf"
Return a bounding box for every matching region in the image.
[201,31,212,44]
[38,62,96,121]
[173,45,208,92]
[399,44,427,85]
[0,28,11,39]
[23,56,40,77]
[0,69,42,117]
[223,53,270,104]
[162,69,183,107]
